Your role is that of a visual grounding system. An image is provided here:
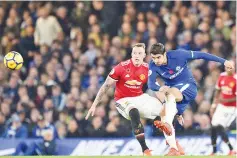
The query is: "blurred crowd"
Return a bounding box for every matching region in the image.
[0,1,236,139]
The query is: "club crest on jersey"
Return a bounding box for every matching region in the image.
[229,82,235,88]
[148,70,152,76]
[176,66,181,71]
[139,74,145,80]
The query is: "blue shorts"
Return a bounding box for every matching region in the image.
[171,82,197,115]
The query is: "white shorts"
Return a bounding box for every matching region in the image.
[115,93,163,120]
[211,104,237,128]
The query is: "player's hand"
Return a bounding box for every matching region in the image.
[159,86,170,93]
[224,60,234,70]
[155,91,166,105]
[177,115,184,126]
[85,105,96,120]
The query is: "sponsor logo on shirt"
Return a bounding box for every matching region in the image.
[169,67,184,79]
[125,80,142,86]
[221,86,233,95]
[124,80,142,89]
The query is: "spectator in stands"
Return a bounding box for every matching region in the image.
[86,116,106,137]
[13,129,57,155]
[66,119,83,138]
[19,25,37,58]
[0,102,11,120]
[0,112,6,136]
[55,121,67,139]
[31,115,57,139]
[34,85,47,109]
[56,6,71,35]
[3,113,28,138]
[34,6,62,46]
[51,84,66,111]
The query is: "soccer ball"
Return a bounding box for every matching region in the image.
[4,51,24,70]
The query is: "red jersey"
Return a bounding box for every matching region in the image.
[215,72,236,107]
[109,59,148,101]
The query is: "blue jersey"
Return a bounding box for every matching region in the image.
[148,49,226,91]
[148,49,226,114]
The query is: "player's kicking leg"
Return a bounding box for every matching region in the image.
[135,93,183,156]
[154,88,185,156]
[154,92,184,156]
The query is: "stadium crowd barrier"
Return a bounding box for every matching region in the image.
[0,134,235,156]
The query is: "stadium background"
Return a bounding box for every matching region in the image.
[0,1,236,156]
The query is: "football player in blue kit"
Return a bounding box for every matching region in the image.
[148,43,234,156]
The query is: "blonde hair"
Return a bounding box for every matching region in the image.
[132,43,146,49]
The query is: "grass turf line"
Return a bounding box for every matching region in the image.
[3,156,236,158]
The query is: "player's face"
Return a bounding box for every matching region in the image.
[225,63,235,75]
[131,47,146,66]
[151,53,166,66]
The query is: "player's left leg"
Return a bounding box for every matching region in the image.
[211,104,237,155]
[156,83,197,155]
[128,108,150,154]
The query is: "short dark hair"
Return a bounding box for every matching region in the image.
[150,43,166,55]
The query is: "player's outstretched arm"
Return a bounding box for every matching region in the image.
[183,50,234,70]
[85,76,116,120]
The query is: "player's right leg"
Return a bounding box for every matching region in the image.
[152,91,185,155]
[115,97,152,156]
[210,125,218,155]
[154,87,182,132]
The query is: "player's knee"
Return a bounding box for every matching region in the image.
[168,88,183,102]
[129,108,140,119]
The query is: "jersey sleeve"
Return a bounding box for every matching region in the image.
[233,82,236,95]
[148,62,160,91]
[233,75,236,95]
[109,64,123,80]
[177,50,226,64]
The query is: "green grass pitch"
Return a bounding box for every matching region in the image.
[2,156,236,158]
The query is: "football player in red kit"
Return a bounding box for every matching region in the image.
[210,61,236,156]
[86,43,169,156]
